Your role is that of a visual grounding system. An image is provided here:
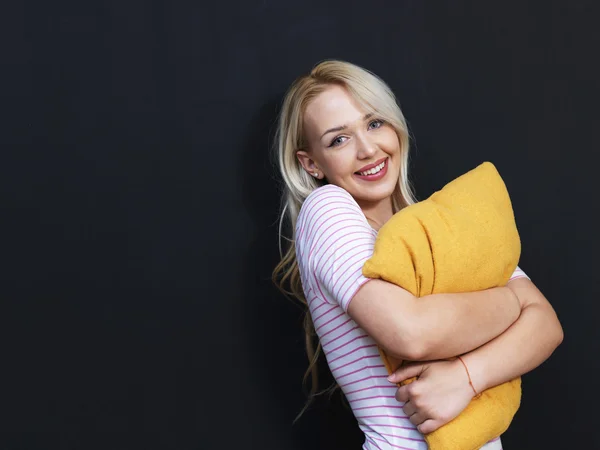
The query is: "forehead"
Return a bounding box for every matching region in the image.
[304,85,366,134]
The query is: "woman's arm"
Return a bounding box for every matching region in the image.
[348,279,522,361]
[458,276,563,393]
[388,276,563,433]
[296,185,522,364]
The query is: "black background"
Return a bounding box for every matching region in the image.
[2,1,599,449]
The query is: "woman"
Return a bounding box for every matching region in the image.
[272,60,563,449]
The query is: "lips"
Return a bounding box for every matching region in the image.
[354,157,389,182]
[356,157,388,174]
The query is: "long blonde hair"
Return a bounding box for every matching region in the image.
[271,59,417,418]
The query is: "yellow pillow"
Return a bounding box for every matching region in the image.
[363,161,522,450]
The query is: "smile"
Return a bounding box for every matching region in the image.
[354,157,389,181]
[358,160,386,176]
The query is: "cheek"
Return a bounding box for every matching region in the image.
[323,153,355,176]
[387,137,401,154]
[379,129,401,151]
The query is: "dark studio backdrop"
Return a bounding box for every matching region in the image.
[2,1,599,449]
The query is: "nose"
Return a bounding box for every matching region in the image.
[356,132,377,159]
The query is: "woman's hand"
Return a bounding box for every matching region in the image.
[388,359,475,434]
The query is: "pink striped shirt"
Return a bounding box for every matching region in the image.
[296,184,528,450]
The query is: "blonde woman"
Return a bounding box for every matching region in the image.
[273,60,563,450]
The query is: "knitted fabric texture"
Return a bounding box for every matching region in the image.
[363,161,522,450]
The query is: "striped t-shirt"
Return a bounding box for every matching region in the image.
[295,184,529,450]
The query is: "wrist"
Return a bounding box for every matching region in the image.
[457,353,485,395]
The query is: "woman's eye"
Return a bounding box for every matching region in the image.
[369,119,384,130]
[329,136,347,147]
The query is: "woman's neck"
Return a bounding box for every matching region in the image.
[358,197,394,231]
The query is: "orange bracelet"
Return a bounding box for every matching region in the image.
[457,356,480,398]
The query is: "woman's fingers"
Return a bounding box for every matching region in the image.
[402,400,416,416]
[395,384,410,402]
[418,419,443,435]
[388,362,425,383]
[398,384,440,433]
[408,411,427,426]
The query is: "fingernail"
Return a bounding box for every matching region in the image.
[387,375,395,382]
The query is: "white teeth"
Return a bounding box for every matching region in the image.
[359,161,386,176]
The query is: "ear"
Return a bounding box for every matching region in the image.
[296,150,321,178]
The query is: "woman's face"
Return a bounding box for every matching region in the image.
[297,84,401,209]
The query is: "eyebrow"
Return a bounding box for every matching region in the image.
[320,113,374,140]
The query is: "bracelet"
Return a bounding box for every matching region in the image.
[457,356,480,398]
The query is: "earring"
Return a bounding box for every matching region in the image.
[313,172,318,177]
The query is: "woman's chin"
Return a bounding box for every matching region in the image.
[352,184,396,204]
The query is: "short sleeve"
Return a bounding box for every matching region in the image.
[509,266,530,281]
[296,185,377,312]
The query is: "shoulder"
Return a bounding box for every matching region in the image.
[296,184,374,255]
[295,185,376,310]
[302,183,356,208]
[297,184,363,230]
